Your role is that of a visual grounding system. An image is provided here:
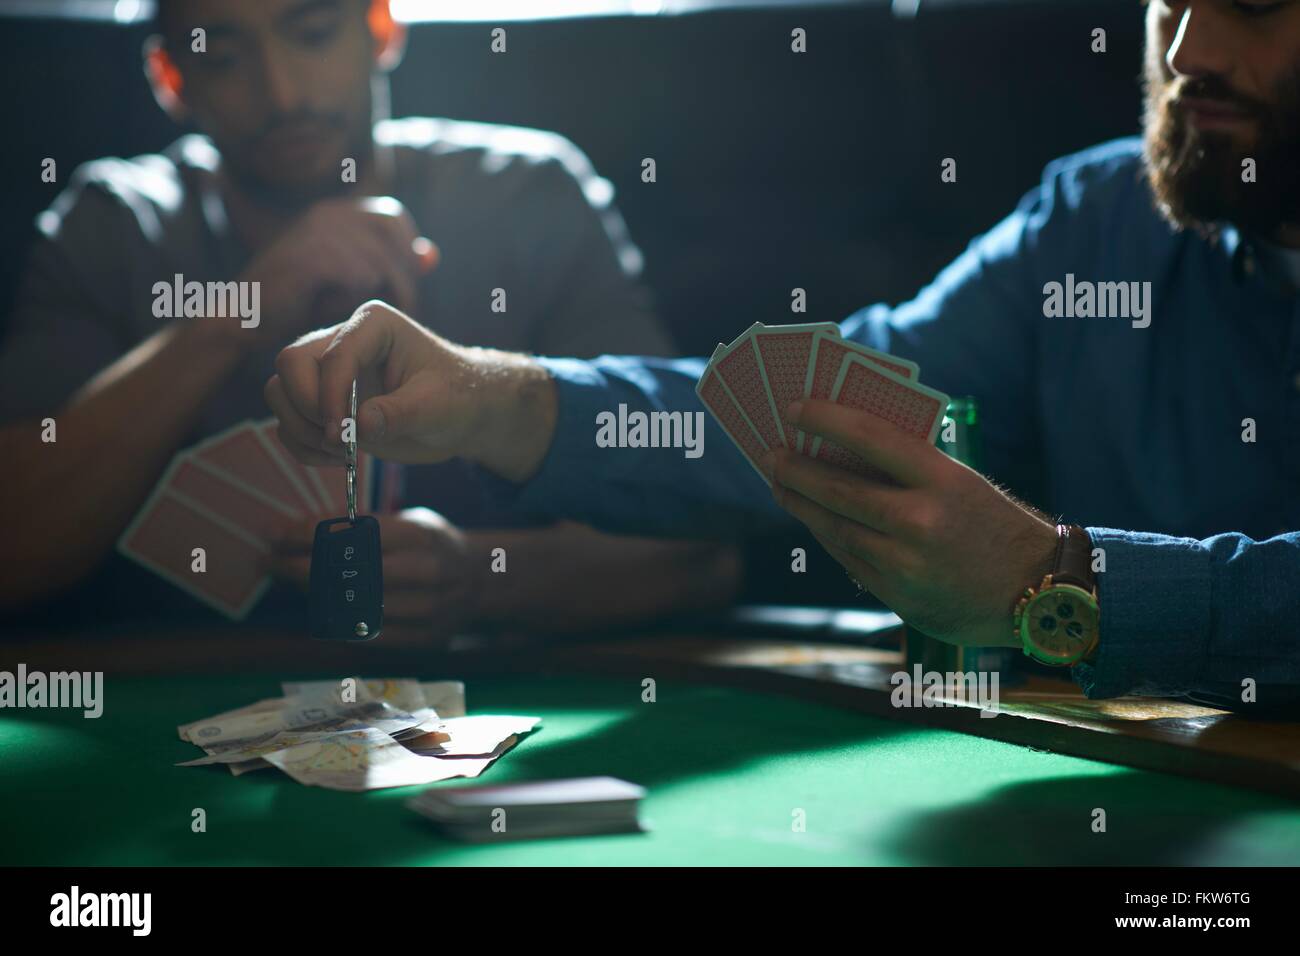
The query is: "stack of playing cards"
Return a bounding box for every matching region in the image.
[117,418,377,620]
[695,322,950,481]
[407,776,647,842]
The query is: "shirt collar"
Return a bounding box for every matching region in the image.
[1218,224,1259,284]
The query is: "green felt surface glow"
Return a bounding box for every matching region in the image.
[2,673,1296,865]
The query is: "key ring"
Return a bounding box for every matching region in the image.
[346,379,358,522]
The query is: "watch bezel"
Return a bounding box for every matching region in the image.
[1017,581,1100,666]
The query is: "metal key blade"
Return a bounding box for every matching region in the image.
[346,379,358,522]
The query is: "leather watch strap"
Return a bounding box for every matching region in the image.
[1053,524,1095,591]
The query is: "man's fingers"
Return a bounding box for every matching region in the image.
[272,327,335,425]
[360,198,422,269]
[346,230,418,317]
[360,206,438,293]
[357,386,422,445]
[789,399,942,488]
[775,483,892,566]
[810,531,887,599]
[281,426,343,467]
[317,302,400,447]
[384,552,455,589]
[265,375,332,456]
[413,237,439,273]
[373,512,439,550]
[770,448,913,533]
[264,375,338,461]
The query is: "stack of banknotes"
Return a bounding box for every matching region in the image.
[176,677,540,791]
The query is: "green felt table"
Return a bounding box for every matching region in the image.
[4,672,1298,866]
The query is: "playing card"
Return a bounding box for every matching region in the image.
[117,475,270,620]
[712,325,787,450]
[695,364,770,484]
[168,457,298,543]
[117,408,384,619]
[803,331,919,456]
[191,423,306,519]
[751,322,842,453]
[253,419,324,513]
[407,775,645,840]
[414,776,645,816]
[815,352,949,476]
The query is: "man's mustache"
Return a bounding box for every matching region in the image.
[1167,75,1266,117]
[246,113,346,147]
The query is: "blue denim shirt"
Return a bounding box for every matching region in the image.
[499,138,1300,705]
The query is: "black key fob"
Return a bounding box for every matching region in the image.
[309,515,383,641]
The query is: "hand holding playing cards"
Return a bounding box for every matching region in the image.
[769,399,1059,649]
[265,301,557,482]
[272,507,479,645]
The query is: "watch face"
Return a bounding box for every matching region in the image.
[1021,586,1099,665]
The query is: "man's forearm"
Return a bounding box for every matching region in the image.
[271,304,788,535]
[5,319,248,607]
[490,356,790,538]
[464,523,743,633]
[466,348,559,483]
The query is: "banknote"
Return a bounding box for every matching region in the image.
[420,681,466,718]
[263,727,513,791]
[177,678,533,790]
[177,697,284,743]
[278,678,466,718]
[281,677,428,714]
[401,716,542,756]
[178,698,424,760]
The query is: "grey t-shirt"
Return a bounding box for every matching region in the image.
[0,116,673,434]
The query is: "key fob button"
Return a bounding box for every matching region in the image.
[328,532,370,567]
[335,578,371,610]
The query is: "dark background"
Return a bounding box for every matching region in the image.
[1,2,1144,354]
[0,1,1146,614]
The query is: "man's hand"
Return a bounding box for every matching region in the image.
[272,507,480,646]
[238,197,438,346]
[264,300,557,482]
[768,399,1059,648]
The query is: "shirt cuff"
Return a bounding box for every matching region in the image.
[1070,527,1214,698]
[470,357,606,522]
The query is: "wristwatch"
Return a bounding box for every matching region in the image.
[1013,524,1100,666]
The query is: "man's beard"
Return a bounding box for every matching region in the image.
[1143,53,1300,239]
[218,111,372,212]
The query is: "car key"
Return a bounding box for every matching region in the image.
[309,380,384,641]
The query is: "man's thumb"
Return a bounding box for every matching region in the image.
[359,392,419,443]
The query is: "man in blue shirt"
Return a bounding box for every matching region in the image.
[266,1,1300,704]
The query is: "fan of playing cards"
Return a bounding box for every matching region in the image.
[695,322,951,480]
[116,417,377,620]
